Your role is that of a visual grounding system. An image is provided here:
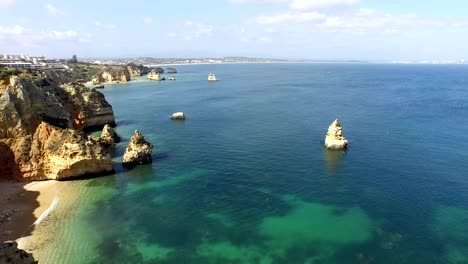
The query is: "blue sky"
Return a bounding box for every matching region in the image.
[1,0,468,60]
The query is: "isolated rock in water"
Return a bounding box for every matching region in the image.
[171,112,186,120]
[167,68,178,74]
[0,241,36,264]
[324,119,349,150]
[123,130,153,167]
[100,124,121,146]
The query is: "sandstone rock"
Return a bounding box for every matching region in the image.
[324,119,349,150]
[100,124,120,146]
[127,63,150,76]
[171,112,186,120]
[62,84,116,130]
[0,241,36,264]
[0,75,115,180]
[122,130,153,167]
[92,68,131,84]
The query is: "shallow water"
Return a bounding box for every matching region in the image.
[24,63,468,263]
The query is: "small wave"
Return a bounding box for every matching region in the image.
[34,196,59,225]
[18,196,60,249]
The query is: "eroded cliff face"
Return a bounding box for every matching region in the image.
[92,67,131,84]
[0,75,114,180]
[126,63,150,76]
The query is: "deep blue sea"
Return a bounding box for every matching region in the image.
[27,63,468,263]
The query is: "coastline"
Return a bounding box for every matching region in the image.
[0,180,60,247]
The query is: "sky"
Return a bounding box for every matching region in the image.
[1,0,468,60]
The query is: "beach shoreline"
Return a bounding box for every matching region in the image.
[0,180,60,247]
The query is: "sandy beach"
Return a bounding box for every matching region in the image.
[0,180,61,244]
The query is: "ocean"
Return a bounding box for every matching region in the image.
[23,63,468,263]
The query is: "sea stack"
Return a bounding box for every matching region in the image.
[171,112,186,120]
[100,124,121,146]
[324,119,349,150]
[122,130,153,167]
[208,73,217,81]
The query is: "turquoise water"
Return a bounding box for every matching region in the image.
[31,64,468,263]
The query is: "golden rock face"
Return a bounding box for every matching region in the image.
[324,119,349,150]
[0,76,115,180]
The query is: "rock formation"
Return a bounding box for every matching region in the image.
[0,75,114,180]
[167,68,178,74]
[154,67,164,74]
[92,67,131,84]
[324,119,349,150]
[126,63,150,76]
[0,241,36,264]
[171,112,186,120]
[122,130,153,167]
[208,73,217,81]
[100,124,120,146]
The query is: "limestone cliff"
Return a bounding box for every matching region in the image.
[92,67,131,84]
[127,63,150,76]
[324,119,349,150]
[0,75,114,180]
[122,130,153,167]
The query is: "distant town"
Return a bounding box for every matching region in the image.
[1,53,468,70]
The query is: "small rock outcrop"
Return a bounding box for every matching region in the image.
[208,73,217,81]
[100,124,121,146]
[122,130,153,167]
[171,112,186,120]
[0,241,36,264]
[167,68,178,74]
[324,119,349,150]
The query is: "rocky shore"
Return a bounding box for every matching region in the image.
[0,73,115,180]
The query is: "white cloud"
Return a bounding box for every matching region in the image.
[45,3,68,16]
[289,0,360,10]
[357,8,376,16]
[143,17,153,24]
[256,11,325,24]
[0,0,18,6]
[48,30,77,40]
[0,25,24,34]
[183,21,214,38]
[95,22,117,30]
[230,0,287,3]
[167,32,177,38]
[231,0,359,9]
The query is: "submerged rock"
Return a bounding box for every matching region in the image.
[0,241,36,264]
[100,124,121,146]
[324,119,349,150]
[122,130,153,167]
[171,112,186,120]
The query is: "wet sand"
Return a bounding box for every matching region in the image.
[0,180,60,244]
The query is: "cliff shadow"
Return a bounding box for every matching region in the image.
[0,142,40,243]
